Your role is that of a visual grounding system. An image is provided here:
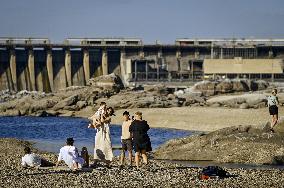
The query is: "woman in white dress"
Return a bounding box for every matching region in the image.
[89,107,115,168]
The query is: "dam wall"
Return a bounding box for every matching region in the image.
[0,38,284,92]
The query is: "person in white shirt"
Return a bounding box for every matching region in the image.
[268,89,280,131]
[21,147,42,167]
[56,138,84,170]
[120,111,133,167]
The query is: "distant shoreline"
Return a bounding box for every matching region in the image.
[1,106,280,132]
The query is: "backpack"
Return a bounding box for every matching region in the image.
[199,166,228,180]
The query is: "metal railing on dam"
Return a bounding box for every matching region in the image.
[0,37,284,92]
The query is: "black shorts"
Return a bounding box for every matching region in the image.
[269,105,278,115]
[121,139,132,151]
[133,142,152,153]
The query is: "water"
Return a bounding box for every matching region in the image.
[0,116,193,155]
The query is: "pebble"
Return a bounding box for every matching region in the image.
[1,138,284,187]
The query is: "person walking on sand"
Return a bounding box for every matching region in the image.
[120,111,133,167]
[268,88,280,131]
[129,111,152,169]
[89,107,115,168]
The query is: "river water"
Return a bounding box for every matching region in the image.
[0,116,193,155]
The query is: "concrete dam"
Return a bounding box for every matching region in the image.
[0,38,284,92]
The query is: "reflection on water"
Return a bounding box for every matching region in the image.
[0,116,193,155]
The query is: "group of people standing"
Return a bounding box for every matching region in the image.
[87,101,152,169]
[52,102,152,170]
[21,102,152,170]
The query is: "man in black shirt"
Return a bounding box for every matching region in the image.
[129,111,152,169]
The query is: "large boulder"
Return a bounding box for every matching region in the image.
[87,73,124,92]
[232,79,250,92]
[215,79,233,93]
[193,80,217,96]
[207,93,267,108]
[252,80,269,91]
[143,84,169,96]
[191,79,269,96]
[53,95,79,110]
[154,125,284,165]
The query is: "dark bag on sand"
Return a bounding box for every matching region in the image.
[199,166,228,180]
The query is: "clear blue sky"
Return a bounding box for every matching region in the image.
[0,0,284,44]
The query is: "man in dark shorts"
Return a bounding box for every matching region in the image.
[268,89,279,131]
[120,111,133,167]
[129,111,152,169]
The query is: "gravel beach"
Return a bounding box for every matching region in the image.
[1,138,284,187]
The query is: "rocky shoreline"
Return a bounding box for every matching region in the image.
[0,74,283,118]
[154,122,284,165]
[1,138,284,187]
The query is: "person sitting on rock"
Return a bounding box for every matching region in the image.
[21,147,54,168]
[56,138,84,170]
[88,102,107,128]
[268,88,279,131]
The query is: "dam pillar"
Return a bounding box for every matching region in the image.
[157,49,162,81]
[194,49,199,59]
[211,43,214,59]
[120,49,126,82]
[102,49,108,75]
[28,49,36,91]
[83,49,90,81]
[139,50,144,59]
[46,50,54,92]
[65,49,72,86]
[9,49,17,91]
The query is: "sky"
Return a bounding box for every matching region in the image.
[0,0,284,44]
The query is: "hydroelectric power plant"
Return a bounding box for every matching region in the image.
[0,37,284,92]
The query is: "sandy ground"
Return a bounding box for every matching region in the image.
[109,106,284,132]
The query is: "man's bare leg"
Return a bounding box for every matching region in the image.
[120,150,125,166]
[73,162,79,171]
[141,150,148,165]
[135,152,140,169]
[128,151,133,166]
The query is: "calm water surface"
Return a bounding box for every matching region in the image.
[0,116,193,155]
